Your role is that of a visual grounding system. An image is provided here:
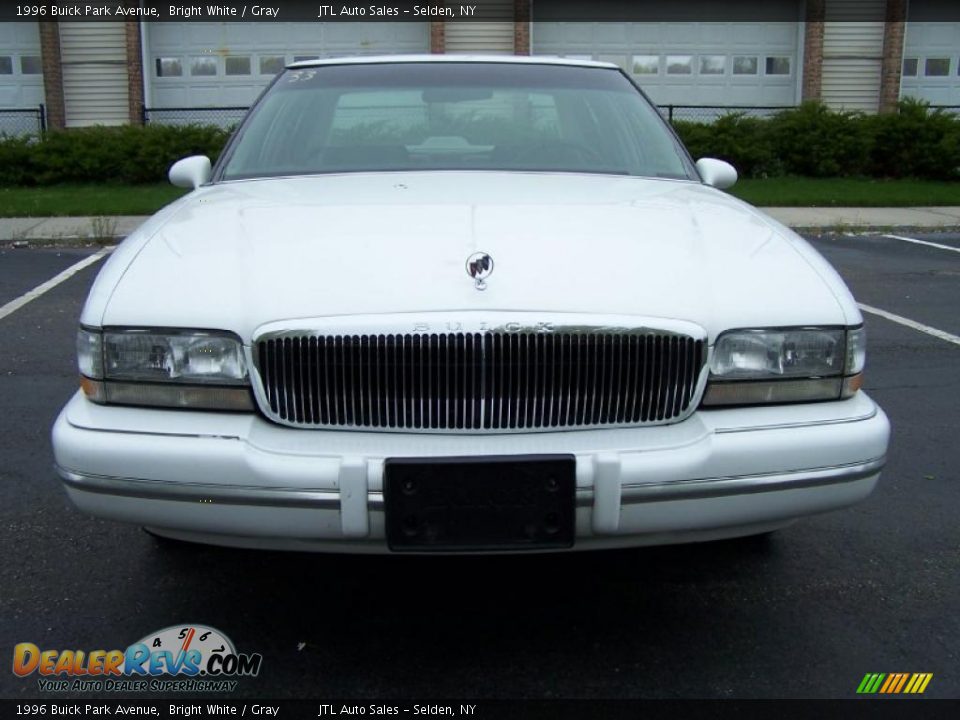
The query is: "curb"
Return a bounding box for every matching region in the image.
[0,215,145,247]
[4,236,124,249]
[794,225,960,236]
[5,227,960,249]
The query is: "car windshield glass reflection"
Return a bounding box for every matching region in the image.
[220,62,693,181]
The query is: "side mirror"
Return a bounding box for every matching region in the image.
[169,155,212,189]
[696,158,738,190]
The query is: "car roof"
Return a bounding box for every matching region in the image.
[286,54,619,71]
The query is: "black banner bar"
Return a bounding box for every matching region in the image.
[3,700,960,720]
[3,0,960,23]
[6,2,518,23]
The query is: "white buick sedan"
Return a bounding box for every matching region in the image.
[53,56,890,553]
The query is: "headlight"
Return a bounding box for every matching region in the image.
[77,327,253,411]
[710,328,845,379]
[703,326,865,406]
[77,327,103,379]
[845,325,866,374]
[103,330,247,384]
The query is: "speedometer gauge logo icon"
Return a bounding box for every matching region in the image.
[132,624,236,675]
[126,623,260,677]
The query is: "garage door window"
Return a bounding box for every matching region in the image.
[666,56,693,75]
[156,58,182,77]
[924,58,950,77]
[226,56,252,76]
[191,57,218,76]
[733,56,758,75]
[631,55,658,75]
[20,56,41,75]
[0,57,12,75]
[699,56,725,75]
[902,58,918,77]
[765,57,791,75]
[260,56,285,75]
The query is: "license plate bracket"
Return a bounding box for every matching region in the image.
[384,455,576,552]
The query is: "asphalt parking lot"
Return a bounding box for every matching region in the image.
[0,231,957,700]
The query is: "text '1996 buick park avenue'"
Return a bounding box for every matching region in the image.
[52,56,890,553]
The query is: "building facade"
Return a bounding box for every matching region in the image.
[0,0,958,130]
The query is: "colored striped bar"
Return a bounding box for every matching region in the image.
[858,672,933,695]
[892,673,910,693]
[904,673,933,694]
[883,673,909,693]
[857,673,886,694]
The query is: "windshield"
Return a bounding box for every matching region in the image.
[219,62,695,181]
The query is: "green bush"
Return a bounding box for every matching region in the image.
[672,120,713,168]
[865,99,960,180]
[1,103,958,186]
[0,135,34,185]
[0,124,230,187]
[674,100,959,181]
[767,102,873,177]
[675,113,780,178]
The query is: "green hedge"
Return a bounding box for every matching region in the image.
[674,99,960,180]
[0,101,958,186]
[0,124,229,187]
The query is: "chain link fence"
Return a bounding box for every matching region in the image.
[660,104,960,123]
[0,106,45,136]
[141,103,960,130]
[657,105,796,124]
[143,104,797,129]
[142,106,248,129]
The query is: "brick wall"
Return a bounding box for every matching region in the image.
[430,21,445,53]
[124,20,144,125]
[802,0,825,102]
[38,22,65,130]
[514,0,530,55]
[879,0,907,113]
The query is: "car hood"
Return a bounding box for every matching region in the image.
[93,172,857,342]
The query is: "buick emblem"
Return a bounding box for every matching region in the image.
[466,252,494,291]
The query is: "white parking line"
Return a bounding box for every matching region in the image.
[882,234,960,254]
[858,303,960,348]
[0,247,112,322]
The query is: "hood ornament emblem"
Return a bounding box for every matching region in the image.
[465,252,494,291]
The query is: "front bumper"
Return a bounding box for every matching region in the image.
[52,391,890,552]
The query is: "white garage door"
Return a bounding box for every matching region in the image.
[0,22,43,108]
[146,22,430,109]
[531,3,802,109]
[901,21,960,106]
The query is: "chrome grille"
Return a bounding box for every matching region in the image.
[253,329,706,431]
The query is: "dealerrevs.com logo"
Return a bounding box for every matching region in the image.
[13,624,262,693]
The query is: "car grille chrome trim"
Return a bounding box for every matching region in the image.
[250,315,708,433]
